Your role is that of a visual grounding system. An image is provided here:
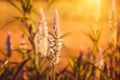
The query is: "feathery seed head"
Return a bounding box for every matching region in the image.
[49,9,63,66]
[37,8,48,57]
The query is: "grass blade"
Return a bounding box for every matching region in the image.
[60,32,72,38]
[6,0,23,14]
[12,58,30,80]
[0,17,22,29]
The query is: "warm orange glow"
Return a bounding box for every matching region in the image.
[0,0,119,79]
[86,0,99,5]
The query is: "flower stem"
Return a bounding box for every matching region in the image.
[53,65,56,80]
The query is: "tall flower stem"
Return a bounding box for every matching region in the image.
[109,0,117,48]
[53,65,56,80]
[34,35,39,69]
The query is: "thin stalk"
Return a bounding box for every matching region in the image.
[53,65,56,80]
[12,58,30,80]
[34,36,39,69]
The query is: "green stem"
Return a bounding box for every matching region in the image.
[53,65,56,80]
[12,58,30,80]
[34,36,39,69]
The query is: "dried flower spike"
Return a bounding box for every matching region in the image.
[108,0,117,48]
[49,9,63,66]
[37,8,48,57]
[39,8,46,22]
[95,47,104,79]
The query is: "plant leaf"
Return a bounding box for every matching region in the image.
[68,57,74,69]
[12,58,30,80]
[19,27,29,37]
[81,30,95,42]
[0,17,22,29]
[47,0,58,7]
[101,71,110,80]
[0,49,6,57]
[6,0,23,14]
[13,48,25,58]
[60,32,72,38]
[49,31,55,37]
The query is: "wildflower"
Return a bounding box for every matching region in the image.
[77,46,83,67]
[19,34,29,59]
[49,9,63,66]
[106,64,110,76]
[86,47,91,57]
[116,23,120,52]
[37,8,48,57]
[5,32,12,57]
[95,47,104,79]
[108,0,117,48]
[20,34,27,49]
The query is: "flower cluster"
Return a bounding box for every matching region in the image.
[37,9,63,66]
[5,8,63,66]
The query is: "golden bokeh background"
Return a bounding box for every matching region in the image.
[0,0,120,64]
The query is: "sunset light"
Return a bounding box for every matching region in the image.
[0,0,119,80]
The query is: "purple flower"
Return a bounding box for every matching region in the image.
[5,32,12,57]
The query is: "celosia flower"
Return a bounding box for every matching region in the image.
[5,32,12,57]
[98,47,102,57]
[49,9,63,66]
[106,64,110,76]
[98,47,104,67]
[37,8,48,57]
[86,47,91,57]
[39,8,46,22]
[20,34,27,49]
[109,0,117,28]
[95,47,104,79]
[108,0,117,47]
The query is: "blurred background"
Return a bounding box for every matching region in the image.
[0,0,120,63]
